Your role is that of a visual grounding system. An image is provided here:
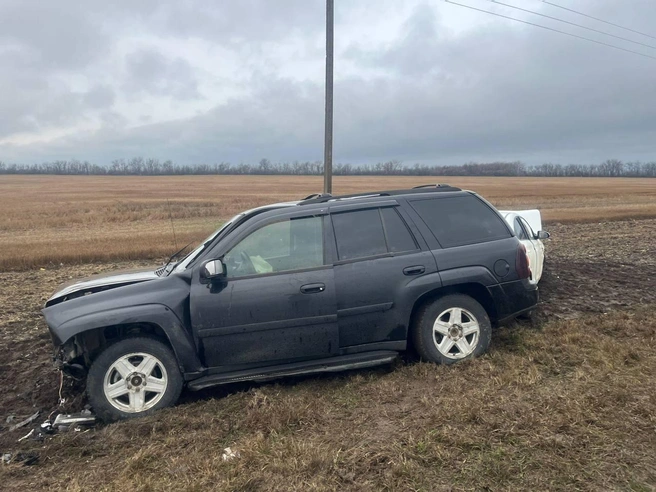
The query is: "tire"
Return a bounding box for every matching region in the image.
[87,337,183,422]
[412,294,492,365]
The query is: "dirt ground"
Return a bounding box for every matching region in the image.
[0,218,655,490]
[538,219,655,318]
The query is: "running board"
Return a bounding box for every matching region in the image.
[187,351,398,391]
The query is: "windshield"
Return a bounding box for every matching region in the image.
[171,213,243,272]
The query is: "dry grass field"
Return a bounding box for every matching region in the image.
[0,175,654,270]
[0,175,655,490]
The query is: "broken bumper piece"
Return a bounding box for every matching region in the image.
[53,412,96,430]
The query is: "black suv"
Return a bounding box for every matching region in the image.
[43,185,538,421]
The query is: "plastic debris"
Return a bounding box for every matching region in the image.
[8,411,39,432]
[31,431,45,442]
[17,429,34,442]
[40,420,55,434]
[2,454,11,465]
[52,412,96,430]
[221,447,240,461]
[14,452,39,466]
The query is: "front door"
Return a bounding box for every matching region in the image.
[190,214,338,369]
[512,216,538,284]
[519,216,545,282]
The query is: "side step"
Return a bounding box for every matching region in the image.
[187,351,398,391]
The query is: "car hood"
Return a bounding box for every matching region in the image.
[46,267,160,306]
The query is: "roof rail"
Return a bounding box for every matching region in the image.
[302,193,332,200]
[298,184,461,206]
[412,183,457,189]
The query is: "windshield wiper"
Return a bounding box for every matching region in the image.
[160,242,194,276]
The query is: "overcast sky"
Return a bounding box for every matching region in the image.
[1,0,655,166]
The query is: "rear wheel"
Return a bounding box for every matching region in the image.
[87,337,183,421]
[412,294,491,365]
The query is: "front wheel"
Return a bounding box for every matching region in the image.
[87,337,183,421]
[412,294,492,365]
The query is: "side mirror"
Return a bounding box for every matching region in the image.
[202,259,225,280]
[536,230,550,240]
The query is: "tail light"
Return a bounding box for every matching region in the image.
[515,243,532,280]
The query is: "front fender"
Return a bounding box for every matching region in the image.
[48,304,203,377]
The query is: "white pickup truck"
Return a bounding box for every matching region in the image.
[500,209,550,284]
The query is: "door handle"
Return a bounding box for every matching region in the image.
[300,283,326,294]
[403,265,425,276]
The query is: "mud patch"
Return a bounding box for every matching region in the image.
[538,219,655,319]
[539,257,655,319]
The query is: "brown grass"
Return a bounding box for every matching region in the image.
[1,210,655,490]
[1,307,654,490]
[0,175,654,270]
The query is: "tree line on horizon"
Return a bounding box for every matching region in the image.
[0,158,654,177]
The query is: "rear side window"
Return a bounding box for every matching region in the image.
[410,196,510,248]
[332,207,418,260]
[381,208,418,253]
[332,209,387,260]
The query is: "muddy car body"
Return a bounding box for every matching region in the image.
[43,185,539,420]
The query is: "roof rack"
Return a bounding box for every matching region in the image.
[298,184,461,205]
[302,193,332,200]
[412,183,456,189]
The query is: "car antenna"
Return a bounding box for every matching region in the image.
[167,198,178,250]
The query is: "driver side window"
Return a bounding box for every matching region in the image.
[223,216,324,278]
[520,217,536,240]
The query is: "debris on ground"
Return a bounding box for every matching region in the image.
[221,447,240,461]
[1,410,97,469]
[40,420,55,434]
[52,412,96,431]
[17,429,34,442]
[8,411,39,432]
[1,452,39,467]
[14,452,39,466]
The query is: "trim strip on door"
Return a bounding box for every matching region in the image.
[337,302,393,317]
[197,314,338,338]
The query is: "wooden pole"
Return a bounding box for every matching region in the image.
[323,0,334,194]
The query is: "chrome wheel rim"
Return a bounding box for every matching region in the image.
[432,308,480,359]
[103,352,168,413]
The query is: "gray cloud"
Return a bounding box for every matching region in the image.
[0,0,110,70]
[123,49,201,100]
[83,86,116,109]
[2,0,656,165]
[153,0,325,46]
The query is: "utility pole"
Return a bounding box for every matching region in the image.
[323,0,334,194]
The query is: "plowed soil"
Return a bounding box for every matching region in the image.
[539,219,655,318]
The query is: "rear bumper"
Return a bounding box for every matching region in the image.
[488,278,539,325]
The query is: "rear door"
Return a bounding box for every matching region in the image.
[330,203,437,348]
[406,194,516,284]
